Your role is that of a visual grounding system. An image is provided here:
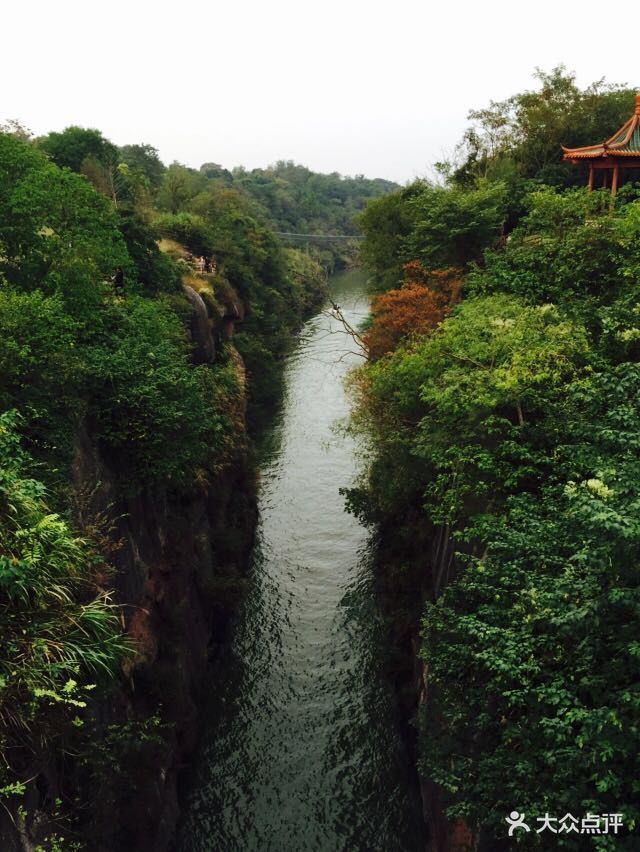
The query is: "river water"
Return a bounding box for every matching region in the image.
[177,269,424,851]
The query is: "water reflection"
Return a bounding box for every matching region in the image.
[178,269,424,851]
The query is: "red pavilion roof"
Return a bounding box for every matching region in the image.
[563,94,640,160]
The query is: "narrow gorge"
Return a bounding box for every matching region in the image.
[177,269,424,851]
[4,62,640,852]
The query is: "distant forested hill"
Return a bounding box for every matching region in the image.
[34,126,398,271]
[227,160,398,235]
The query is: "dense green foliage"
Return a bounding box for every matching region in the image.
[156,188,328,421]
[357,185,419,292]
[358,179,508,291]
[422,364,640,843]
[155,157,396,243]
[154,159,396,271]
[0,116,359,844]
[34,124,385,422]
[116,208,181,293]
[118,143,166,189]
[0,411,125,790]
[468,187,640,310]
[39,126,119,172]
[405,180,508,270]
[83,297,241,489]
[233,160,395,230]
[34,124,397,272]
[0,129,250,842]
[0,135,130,314]
[351,69,640,847]
[34,125,394,280]
[0,134,239,490]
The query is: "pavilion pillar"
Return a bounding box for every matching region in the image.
[609,164,620,211]
[611,164,619,197]
[587,165,594,192]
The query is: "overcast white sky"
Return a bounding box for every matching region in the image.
[3,0,639,184]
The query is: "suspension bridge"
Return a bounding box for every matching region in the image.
[274,231,364,241]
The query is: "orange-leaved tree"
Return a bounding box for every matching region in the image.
[364,264,461,359]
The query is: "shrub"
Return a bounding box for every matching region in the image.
[154,212,214,257]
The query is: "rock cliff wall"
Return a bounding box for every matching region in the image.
[71,411,256,850]
[67,285,257,851]
[375,512,474,852]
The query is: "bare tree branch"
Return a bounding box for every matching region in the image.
[320,292,368,359]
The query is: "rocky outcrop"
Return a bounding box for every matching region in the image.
[183,285,216,364]
[218,286,245,340]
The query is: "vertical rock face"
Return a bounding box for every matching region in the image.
[376,512,473,852]
[183,285,216,365]
[70,351,257,852]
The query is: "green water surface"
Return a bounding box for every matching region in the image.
[178,269,424,851]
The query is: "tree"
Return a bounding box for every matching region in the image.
[0,119,33,141]
[154,211,214,256]
[116,208,181,293]
[351,68,640,850]
[364,265,461,359]
[119,143,166,189]
[357,185,422,291]
[0,133,131,316]
[0,285,82,471]
[82,296,239,489]
[405,180,508,270]
[39,126,118,172]
[158,162,204,213]
[349,293,589,526]
[199,161,232,183]
[468,187,640,309]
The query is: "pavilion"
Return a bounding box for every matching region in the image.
[562,94,640,197]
